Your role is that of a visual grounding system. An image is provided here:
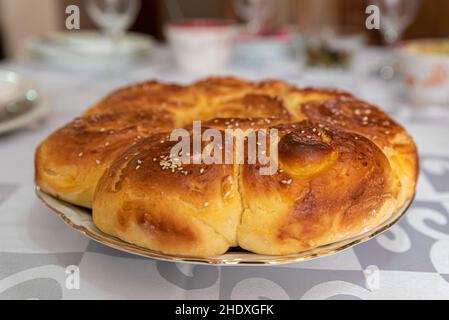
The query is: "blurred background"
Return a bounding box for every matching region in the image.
[0,0,449,137]
[1,0,449,59]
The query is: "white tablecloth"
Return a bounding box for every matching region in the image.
[1,47,449,300]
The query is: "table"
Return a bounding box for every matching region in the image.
[1,47,449,300]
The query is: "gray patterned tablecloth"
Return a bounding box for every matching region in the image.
[1,47,449,300]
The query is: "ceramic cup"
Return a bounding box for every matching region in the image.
[165,19,237,74]
[399,39,449,105]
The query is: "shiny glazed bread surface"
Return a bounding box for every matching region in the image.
[35,77,418,256]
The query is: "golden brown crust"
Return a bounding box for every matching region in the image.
[35,110,175,207]
[84,81,202,115]
[35,76,419,256]
[300,97,418,207]
[93,132,241,256]
[238,122,396,254]
[207,94,292,120]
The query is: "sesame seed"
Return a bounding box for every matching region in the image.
[136,165,141,170]
[204,202,209,207]
[159,155,181,172]
[281,178,292,185]
[200,168,205,174]
[78,152,84,157]
[96,159,101,165]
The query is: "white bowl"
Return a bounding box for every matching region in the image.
[398,39,449,105]
[165,20,237,74]
[27,31,154,71]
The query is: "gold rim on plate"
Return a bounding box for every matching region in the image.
[35,186,413,266]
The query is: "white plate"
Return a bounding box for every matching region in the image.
[36,187,413,266]
[0,98,48,135]
[0,70,37,114]
[27,31,154,70]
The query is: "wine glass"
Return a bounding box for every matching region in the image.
[232,0,277,34]
[86,0,141,41]
[373,0,421,45]
[371,0,421,78]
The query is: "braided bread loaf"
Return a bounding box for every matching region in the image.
[35,77,418,256]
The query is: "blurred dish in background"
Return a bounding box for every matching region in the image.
[0,71,35,108]
[304,32,365,70]
[233,26,298,67]
[165,20,237,74]
[0,70,48,135]
[26,31,153,70]
[399,39,449,105]
[298,0,366,71]
[27,0,147,71]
